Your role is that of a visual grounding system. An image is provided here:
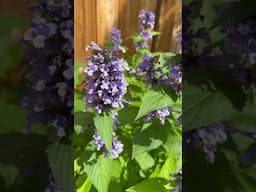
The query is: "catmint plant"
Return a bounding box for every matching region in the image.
[75,8,181,192]
[133,10,183,124]
[84,27,127,159]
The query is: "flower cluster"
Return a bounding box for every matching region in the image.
[168,63,182,92]
[111,27,125,52]
[44,175,62,192]
[183,122,229,163]
[220,17,256,86]
[21,0,73,137]
[139,10,155,40]
[134,10,155,51]
[224,17,256,65]
[194,122,228,163]
[145,107,171,124]
[169,169,182,192]
[133,10,180,125]
[138,53,163,84]
[135,10,182,92]
[24,17,57,48]
[84,28,128,113]
[183,2,255,86]
[93,131,123,159]
[176,28,182,54]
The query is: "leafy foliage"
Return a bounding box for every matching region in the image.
[183,0,256,191]
[47,141,74,192]
[74,9,182,192]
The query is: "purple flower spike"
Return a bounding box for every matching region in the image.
[134,10,156,50]
[139,10,155,30]
[111,27,125,52]
[84,28,128,114]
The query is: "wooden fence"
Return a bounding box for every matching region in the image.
[75,0,181,63]
[0,0,33,18]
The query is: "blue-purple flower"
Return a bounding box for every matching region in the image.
[176,28,182,54]
[93,131,123,159]
[169,169,182,192]
[168,63,182,92]
[24,17,57,48]
[138,53,163,84]
[44,175,63,192]
[134,10,155,50]
[84,28,128,114]
[93,131,105,151]
[111,27,125,52]
[139,9,155,31]
[21,0,73,137]
[145,107,171,124]
[194,123,228,163]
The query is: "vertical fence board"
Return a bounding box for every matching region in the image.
[153,0,181,52]
[169,0,182,52]
[96,0,118,46]
[0,0,33,18]
[75,0,181,63]
[84,0,97,58]
[75,0,85,62]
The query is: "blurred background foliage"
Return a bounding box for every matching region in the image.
[0,1,49,191]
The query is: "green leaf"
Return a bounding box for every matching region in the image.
[74,61,84,86]
[132,137,162,159]
[230,102,256,132]
[138,48,150,54]
[118,106,139,124]
[77,178,92,192]
[183,82,235,130]
[0,91,45,134]
[74,111,94,130]
[86,156,113,192]
[128,34,144,43]
[74,92,85,112]
[135,152,155,170]
[132,120,170,158]
[110,160,122,179]
[126,178,168,192]
[159,152,181,179]
[94,113,113,152]
[151,31,160,36]
[74,124,83,135]
[0,14,26,77]
[135,90,174,120]
[163,128,181,154]
[47,141,74,192]
[0,163,19,187]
